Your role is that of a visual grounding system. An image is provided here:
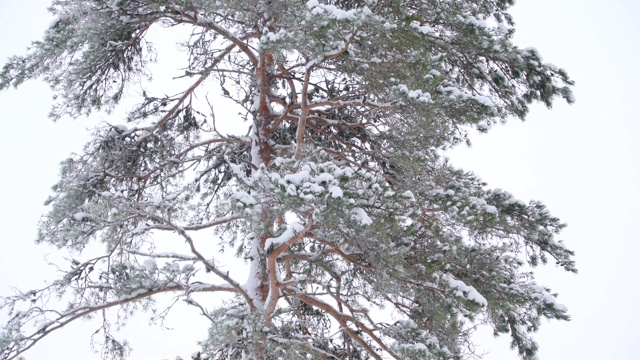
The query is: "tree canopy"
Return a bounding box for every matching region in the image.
[0,0,575,359]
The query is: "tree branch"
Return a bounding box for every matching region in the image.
[2,282,234,360]
[297,294,383,360]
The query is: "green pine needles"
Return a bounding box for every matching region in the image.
[0,0,575,359]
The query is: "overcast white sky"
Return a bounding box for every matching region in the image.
[1,1,639,359]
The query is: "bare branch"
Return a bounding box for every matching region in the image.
[2,282,234,360]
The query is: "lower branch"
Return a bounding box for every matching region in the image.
[2,282,234,360]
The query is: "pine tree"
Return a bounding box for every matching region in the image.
[0,0,575,359]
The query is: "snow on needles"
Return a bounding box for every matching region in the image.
[350,207,373,226]
[442,274,487,306]
[306,0,372,21]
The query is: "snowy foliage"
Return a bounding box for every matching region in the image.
[0,0,574,359]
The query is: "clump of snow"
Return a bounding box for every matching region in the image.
[484,205,498,215]
[442,274,487,306]
[394,84,432,103]
[231,191,257,206]
[284,170,311,185]
[524,47,541,58]
[313,172,334,183]
[306,0,372,20]
[261,28,290,43]
[264,221,306,250]
[542,293,568,312]
[461,15,488,29]
[131,223,149,235]
[72,212,92,221]
[402,190,416,201]
[472,95,493,107]
[411,21,434,35]
[350,207,373,226]
[505,195,527,207]
[328,185,343,198]
[383,22,397,30]
[286,184,297,196]
[399,343,428,351]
